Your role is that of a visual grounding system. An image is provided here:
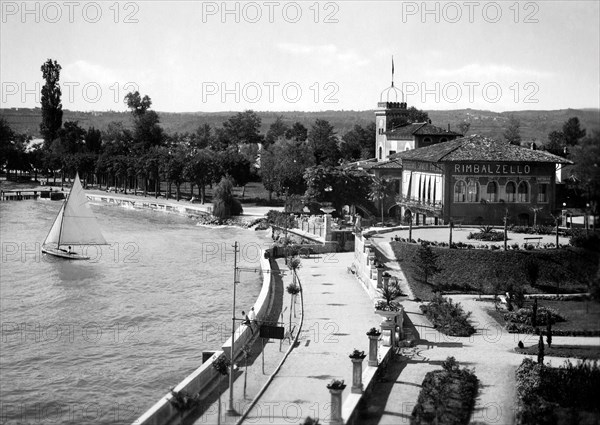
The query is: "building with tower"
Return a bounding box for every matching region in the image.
[354,62,572,226]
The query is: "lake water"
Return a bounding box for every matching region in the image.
[0,199,272,424]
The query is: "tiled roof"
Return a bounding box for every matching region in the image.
[370,159,403,169]
[385,122,462,139]
[391,134,573,164]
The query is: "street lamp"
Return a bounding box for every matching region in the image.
[227,241,240,416]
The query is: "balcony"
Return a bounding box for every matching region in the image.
[395,196,443,215]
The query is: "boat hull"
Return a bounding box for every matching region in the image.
[41,246,90,260]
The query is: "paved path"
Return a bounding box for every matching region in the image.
[358,237,600,425]
[240,252,382,424]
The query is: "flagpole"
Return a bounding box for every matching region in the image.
[391,55,395,87]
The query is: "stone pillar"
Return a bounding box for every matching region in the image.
[367,333,380,367]
[380,319,395,347]
[376,266,384,288]
[324,214,333,241]
[326,382,346,425]
[350,356,366,393]
[382,273,391,288]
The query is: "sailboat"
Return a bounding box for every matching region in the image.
[41,173,107,260]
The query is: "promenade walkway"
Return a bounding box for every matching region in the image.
[358,236,600,425]
[240,252,382,424]
[188,252,381,424]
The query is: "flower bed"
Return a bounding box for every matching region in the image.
[419,295,475,337]
[411,357,478,425]
[515,358,600,425]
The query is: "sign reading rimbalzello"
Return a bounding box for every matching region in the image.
[453,163,532,175]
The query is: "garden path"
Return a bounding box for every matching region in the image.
[359,238,599,425]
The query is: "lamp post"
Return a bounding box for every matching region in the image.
[227,241,240,416]
[586,203,590,235]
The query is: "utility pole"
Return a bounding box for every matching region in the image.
[227,241,239,416]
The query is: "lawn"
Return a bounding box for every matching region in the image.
[390,241,599,300]
[486,298,600,335]
[515,345,600,360]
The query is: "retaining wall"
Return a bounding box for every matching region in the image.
[132,252,275,425]
[86,194,210,218]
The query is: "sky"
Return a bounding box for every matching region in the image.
[1,0,599,113]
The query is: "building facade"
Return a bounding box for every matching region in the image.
[393,135,572,226]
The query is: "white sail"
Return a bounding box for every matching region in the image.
[43,174,107,248]
[43,203,65,246]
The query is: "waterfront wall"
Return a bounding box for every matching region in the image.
[132,252,275,425]
[86,194,211,217]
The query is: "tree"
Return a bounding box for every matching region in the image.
[340,123,375,161]
[124,91,152,117]
[285,122,308,142]
[212,176,243,220]
[308,119,340,166]
[215,148,253,194]
[265,115,290,146]
[369,177,395,223]
[562,117,586,146]
[388,106,429,128]
[125,91,165,151]
[241,343,252,398]
[545,130,567,157]
[286,258,301,327]
[85,127,102,153]
[211,355,230,425]
[503,115,522,145]
[568,131,600,216]
[524,259,540,289]
[193,123,213,150]
[184,148,216,204]
[457,121,471,136]
[222,110,264,145]
[413,243,442,286]
[40,59,63,146]
[531,298,538,328]
[260,139,315,202]
[303,165,372,214]
[546,311,552,347]
[537,333,544,364]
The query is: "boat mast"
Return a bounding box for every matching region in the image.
[57,194,68,249]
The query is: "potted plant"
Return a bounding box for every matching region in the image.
[366,327,381,337]
[349,349,366,360]
[366,328,381,366]
[374,278,403,317]
[326,379,346,391]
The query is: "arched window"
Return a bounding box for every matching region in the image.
[423,137,432,145]
[506,181,516,202]
[486,181,498,202]
[378,147,382,159]
[518,181,529,202]
[454,181,466,202]
[467,180,480,202]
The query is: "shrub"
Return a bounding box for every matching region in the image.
[504,306,566,326]
[515,358,600,425]
[212,177,243,219]
[420,294,475,336]
[467,226,504,241]
[570,230,600,251]
[411,357,478,425]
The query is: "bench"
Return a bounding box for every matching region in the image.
[524,236,542,246]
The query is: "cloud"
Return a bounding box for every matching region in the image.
[62,60,154,87]
[276,43,369,67]
[428,63,553,80]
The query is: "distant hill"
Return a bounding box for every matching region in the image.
[2,107,598,145]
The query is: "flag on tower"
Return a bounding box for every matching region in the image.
[391,56,395,86]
